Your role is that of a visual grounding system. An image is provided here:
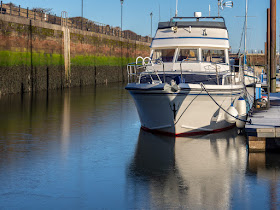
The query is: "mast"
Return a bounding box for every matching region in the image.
[244,0,248,66]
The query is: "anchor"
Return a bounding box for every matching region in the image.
[170,103,180,120]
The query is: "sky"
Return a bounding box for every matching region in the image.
[7,0,280,52]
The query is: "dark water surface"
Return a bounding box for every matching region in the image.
[0,83,279,209]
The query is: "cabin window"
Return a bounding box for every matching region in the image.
[202,49,225,63]
[177,49,198,62]
[140,73,223,85]
[152,49,175,62]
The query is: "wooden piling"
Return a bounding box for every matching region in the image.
[267,8,271,107]
[246,93,280,152]
[270,0,277,93]
[249,136,266,152]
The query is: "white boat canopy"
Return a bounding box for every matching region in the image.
[151,18,230,49]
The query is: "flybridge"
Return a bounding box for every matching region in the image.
[152,16,229,49]
[158,17,227,30]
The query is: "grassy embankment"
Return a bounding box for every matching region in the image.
[0,51,135,67]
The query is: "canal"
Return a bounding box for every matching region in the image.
[0,83,279,209]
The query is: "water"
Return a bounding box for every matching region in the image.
[0,83,279,209]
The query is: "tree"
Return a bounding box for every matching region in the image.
[32,7,52,13]
[6,2,16,7]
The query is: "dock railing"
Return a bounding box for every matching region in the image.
[127,58,244,85]
[127,62,145,84]
[127,56,164,84]
[0,1,152,43]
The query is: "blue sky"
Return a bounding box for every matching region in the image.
[8,0,279,52]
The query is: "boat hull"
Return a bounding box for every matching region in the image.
[126,83,244,136]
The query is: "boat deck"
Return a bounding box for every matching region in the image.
[245,92,280,152]
[260,77,280,91]
[246,92,280,134]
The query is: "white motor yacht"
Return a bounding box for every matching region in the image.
[126,14,249,136]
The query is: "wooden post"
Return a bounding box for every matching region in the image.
[249,136,266,152]
[265,42,267,70]
[267,8,271,107]
[270,0,277,93]
[62,12,71,86]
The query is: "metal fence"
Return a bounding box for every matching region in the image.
[0,1,152,43]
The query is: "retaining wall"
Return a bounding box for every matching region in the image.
[0,14,150,95]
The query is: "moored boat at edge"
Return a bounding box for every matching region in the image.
[125,14,252,136]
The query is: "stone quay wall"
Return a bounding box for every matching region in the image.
[0,14,150,95]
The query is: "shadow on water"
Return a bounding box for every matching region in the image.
[129,129,175,177]
[128,128,280,209]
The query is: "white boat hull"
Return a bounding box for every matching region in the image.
[127,83,244,136]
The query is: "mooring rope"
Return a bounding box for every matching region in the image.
[244,87,254,104]
[173,89,203,125]
[200,83,251,124]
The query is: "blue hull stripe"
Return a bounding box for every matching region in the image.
[131,93,242,96]
[153,36,228,41]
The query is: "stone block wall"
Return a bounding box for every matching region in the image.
[0,14,150,95]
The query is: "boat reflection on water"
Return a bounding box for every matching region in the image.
[248,153,280,178]
[247,152,280,209]
[129,129,176,177]
[174,130,247,209]
[128,128,248,209]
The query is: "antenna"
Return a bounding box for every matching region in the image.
[218,0,233,17]
[209,4,211,17]
[159,4,161,22]
[169,1,171,19]
[175,0,178,17]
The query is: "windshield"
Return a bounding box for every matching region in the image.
[152,49,175,62]
[177,49,198,62]
[202,49,225,63]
